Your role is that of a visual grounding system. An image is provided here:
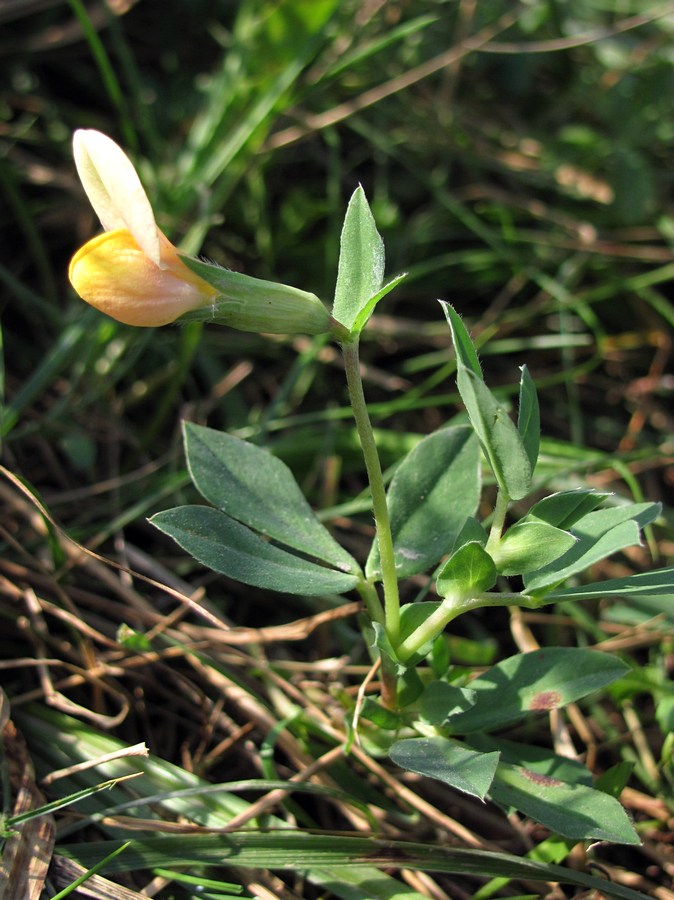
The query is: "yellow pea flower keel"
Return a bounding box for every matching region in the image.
[69,229,218,327]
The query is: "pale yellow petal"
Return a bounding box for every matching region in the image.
[73,130,162,266]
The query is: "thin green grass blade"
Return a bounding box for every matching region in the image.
[57,832,650,900]
[50,842,132,900]
[66,0,135,148]
[5,776,141,831]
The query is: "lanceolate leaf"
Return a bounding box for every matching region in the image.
[528,489,612,529]
[571,501,660,533]
[446,648,629,735]
[517,364,540,473]
[390,737,499,801]
[366,426,481,579]
[332,186,385,332]
[184,422,358,574]
[396,733,639,844]
[539,566,674,602]
[467,734,593,786]
[457,369,532,501]
[351,272,407,334]
[490,521,576,576]
[524,502,661,592]
[442,302,532,499]
[490,763,639,844]
[151,506,359,596]
[440,301,482,378]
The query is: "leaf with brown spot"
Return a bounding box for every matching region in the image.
[447,648,629,734]
[529,689,562,711]
[520,768,564,788]
[491,762,639,844]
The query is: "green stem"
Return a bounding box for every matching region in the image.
[395,598,460,663]
[396,592,524,662]
[357,578,385,627]
[486,489,509,553]
[342,339,400,643]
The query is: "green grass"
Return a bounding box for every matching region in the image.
[1,1,673,897]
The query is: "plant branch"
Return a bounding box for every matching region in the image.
[486,489,509,552]
[396,592,524,663]
[342,339,400,644]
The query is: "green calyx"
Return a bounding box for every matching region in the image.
[178,255,332,336]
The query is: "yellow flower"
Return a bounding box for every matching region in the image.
[69,129,217,327]
[69,129,333,335]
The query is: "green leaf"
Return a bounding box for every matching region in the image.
[524,502,661,592]
[398,601,441,641]
[184,422,358,574]
[397,667,424,707]
[440,301,482,378]
[420,681,477,726]
[576,501,660,533]
[436,542,497,598]
[332,186,385,332]
[467,734,593,786]
[539,566,674,602]
[447,648,629,735]
[442,303,532,499]
[517,365,540,473]
[151,506,359,596]
[390,737,499,801]
[595,761,635,799]
[490,762,639,845]
[372,622,408,675]
[453,516,489,549]
[351,272,407,334]
[457,369,532,501]
[366,426,481,579]
[526,520,640,593]
[490,521,577,576]
[528,489,613,529]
